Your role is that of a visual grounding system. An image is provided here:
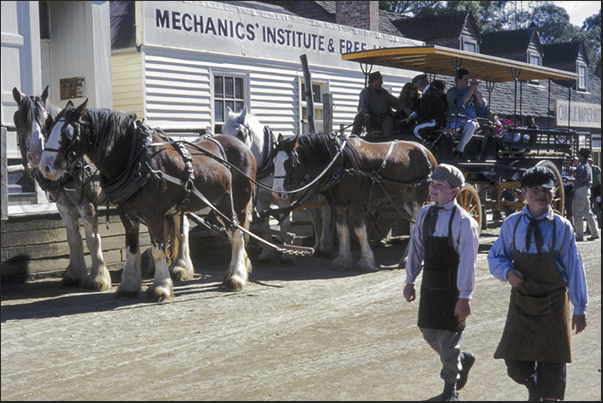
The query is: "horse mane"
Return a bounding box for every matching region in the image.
[296,133,359,170]
[83,108,138,160]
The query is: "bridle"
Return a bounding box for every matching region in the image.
[43,110,89,166]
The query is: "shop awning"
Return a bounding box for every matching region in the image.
[342,45,577,83]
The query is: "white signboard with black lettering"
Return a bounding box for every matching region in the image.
[142,1,421,68]
[555,100,601,128]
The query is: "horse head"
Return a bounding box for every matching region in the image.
[271,133,301,201]
[222,106,269,166]
[12,85,56,168]
[39,99,88,180]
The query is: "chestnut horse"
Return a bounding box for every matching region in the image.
[12,86,111,290]
[272,133,436,272]
[39,100,256,300]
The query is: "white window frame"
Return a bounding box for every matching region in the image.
[577,63,587,91]
[298,78,328,134]
[528,52,542,85]
[211,70,249,133]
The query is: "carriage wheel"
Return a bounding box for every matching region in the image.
[365,209,394,247]
[456,185,483,231]
[536,160,565,215]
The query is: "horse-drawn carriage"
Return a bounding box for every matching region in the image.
[341,45,580,232]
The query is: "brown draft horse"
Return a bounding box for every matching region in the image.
[272,133,437,271]
[39,100,256,300]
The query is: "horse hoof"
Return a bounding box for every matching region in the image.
[170,266,194,282]
[146,287,172,302]
[222,277,245,292]
[355,262,378,273]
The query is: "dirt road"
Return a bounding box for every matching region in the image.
[1,230,600,401]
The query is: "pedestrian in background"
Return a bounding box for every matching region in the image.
[588,157,601,228]
[488,166,588,401]
[572,148,599,241]
[404,164,480,401]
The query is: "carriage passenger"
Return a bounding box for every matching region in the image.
[403,164,480,401]
[396,82,420,135]
[413,79,448,143]
[447,68,487,160]
[351,71,403,137]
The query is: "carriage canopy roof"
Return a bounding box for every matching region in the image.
[342,45,577,83]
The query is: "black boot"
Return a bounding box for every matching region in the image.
[428,382,458,401]
[457,352,475,390]
[526,378,541,401]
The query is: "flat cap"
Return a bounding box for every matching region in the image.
[430,164,465,188]
[412,74,429,86]
[521,166,556,189]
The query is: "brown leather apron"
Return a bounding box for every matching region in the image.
[494,216,572,363]
[418,206,465,333]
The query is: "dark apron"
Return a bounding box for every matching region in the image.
[418,207,465,333]
[494,217,572,363]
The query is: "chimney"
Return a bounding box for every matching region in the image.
[336,1,379,32]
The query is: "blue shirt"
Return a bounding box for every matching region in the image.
[446,86,486,120]
[487,206,588,315]
[574,161,592,189]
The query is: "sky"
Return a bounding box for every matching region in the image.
[550,1,600,26]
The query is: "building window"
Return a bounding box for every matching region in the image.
[577,64,587,91]
[463,42,476,53]
[528,53,541,85]
[300,81,326,134]
[214,75,245,125]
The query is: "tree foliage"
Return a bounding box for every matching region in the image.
[379,1,601,75]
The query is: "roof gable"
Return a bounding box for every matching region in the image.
[392,11,474,41]
[481,28,540,55]
[543,42,589,66]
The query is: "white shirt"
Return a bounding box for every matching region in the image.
[405,199,480,299]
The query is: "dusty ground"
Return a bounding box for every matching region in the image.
[1,228,600,401]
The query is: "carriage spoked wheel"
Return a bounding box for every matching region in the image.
[456,184,483,231]
[536,160,565,216]
[365,209,394,247]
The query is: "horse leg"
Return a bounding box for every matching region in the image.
[256,188,278,264]
[330,205,353,271]
[219,203,252,291]
[168,214,195,281]
[116,210,142,298]
[308,196,333,258]
[147,241,174,302]
[351,207,377,272]
[277,198,296,266]
[78,201,111,291]
[56,201,87,287]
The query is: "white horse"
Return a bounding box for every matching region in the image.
[223,107,333,263]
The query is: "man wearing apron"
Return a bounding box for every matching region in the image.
[488,166,588,400]
[404,164,480,401]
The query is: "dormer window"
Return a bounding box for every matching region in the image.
[577,64,587,91]
[529,53,541,85]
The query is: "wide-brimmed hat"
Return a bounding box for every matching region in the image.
[430,164,465,188]
[368,71,383,83]
[521,166,556,189]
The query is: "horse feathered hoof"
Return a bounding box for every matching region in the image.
[146,284,173,302]
[222,276,245,292]
[170,265,194,282]
[354,258,378,272]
